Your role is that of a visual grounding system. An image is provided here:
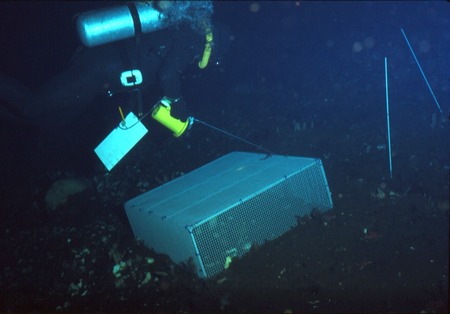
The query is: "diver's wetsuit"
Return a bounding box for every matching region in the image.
[0,25,204,130]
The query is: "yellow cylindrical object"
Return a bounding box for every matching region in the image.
[152,104,189,137]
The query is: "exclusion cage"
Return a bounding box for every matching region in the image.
[124,151,333,278]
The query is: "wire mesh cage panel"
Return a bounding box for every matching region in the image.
[124,152,333,278]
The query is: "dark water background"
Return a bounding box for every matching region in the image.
[0,1,448,312]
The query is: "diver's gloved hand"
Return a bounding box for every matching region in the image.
[170,97,189,121]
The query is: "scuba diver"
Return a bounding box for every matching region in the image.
[0,1,230,131]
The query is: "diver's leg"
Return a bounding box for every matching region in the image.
[0,75,31,125]
[23,69,104,129]
[0,44,125,130]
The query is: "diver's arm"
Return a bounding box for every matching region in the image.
[158,41,196,120]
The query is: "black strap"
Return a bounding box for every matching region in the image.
[127,3,143,116]
[127,3,142,36]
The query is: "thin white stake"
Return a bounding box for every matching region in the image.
[400,28,442,113]
[385,57,393,179]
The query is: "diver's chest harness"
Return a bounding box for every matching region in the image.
[77,2,213,136]
[95,3,214,117]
